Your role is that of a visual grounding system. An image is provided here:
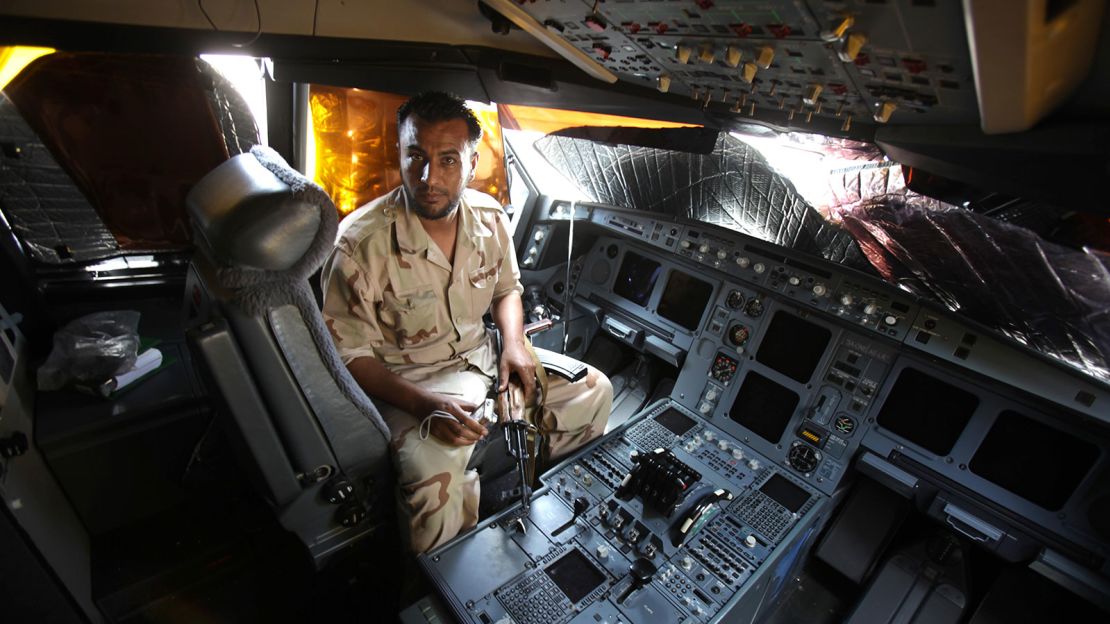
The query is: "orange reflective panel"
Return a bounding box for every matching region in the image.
[308,87,508,215]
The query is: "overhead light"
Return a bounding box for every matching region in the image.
[482,0,618,84]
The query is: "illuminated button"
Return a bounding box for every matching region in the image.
[813,283,828,297]
[680,240,692,249]
[884,315,898,326]
[753,263,766,274]
[788,276,801,286]
[676,45,693,64]
[698,243,710,254]
[755,46,774,69]
[731,448,744,460]
[874,100,897,123]
[657,73,672,93]
[717,250,728,260]
[725,45,742,68]
[740,62,758,83]
[838,32,868,63]
[705,388,718,401]
[698,44,715,64]
[736,256,751,268]
[744,535,757,548]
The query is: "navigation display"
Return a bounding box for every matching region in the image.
[971,410,1099,510]
[657,270,714,331]
[613,251,661,306]
[756,311,831,383]
[877,368,977,456]
[544,549,606,603]
[729,372,800,444]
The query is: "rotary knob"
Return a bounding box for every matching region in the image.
[731,448,744,460]
[680,240,691,249]
[597,544,610,559]
[573,465,582,476]
[699,403,712,414]
[705,388,718,401]
[736,256,751,268]
[680,556,694,570]
[863,303,879,315]
[692,434,703,445]
[813,283,828,297]
[884,315,898,326]
[534,230,545,241]
[716,250,728,260]
[744,535,757,548]
[747,459,760,470]
[839,294,854,306]
[717,440,729,451]
[698,243,710,254]
[704,431,716,442]
[788,276,801,286]
[753,263,766,274]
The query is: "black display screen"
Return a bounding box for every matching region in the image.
[970,410,1099,511]
[655,408,697,436]
[760,473,810,513]
[877,368,977,456]
[613,251,661,307]
[544,549,606,603]
[657,270,714,331]
[729,372,799,444]
[756,311,831,383]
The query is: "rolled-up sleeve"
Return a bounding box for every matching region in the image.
[491,211,524,301]
[321,247,383,364]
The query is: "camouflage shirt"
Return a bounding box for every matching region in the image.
[321,187,523,382]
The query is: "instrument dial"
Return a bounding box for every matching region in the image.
[710,352,740,384]
[788,443,821,474]
[834,415,856,435]
[728,324,751,347]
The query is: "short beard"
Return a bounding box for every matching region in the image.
[404,186,461,221]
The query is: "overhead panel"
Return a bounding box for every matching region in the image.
[510,0,979,132]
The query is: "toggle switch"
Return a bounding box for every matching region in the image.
[725,45,742,68]
[755,46,775,69]
[839,32,868,63]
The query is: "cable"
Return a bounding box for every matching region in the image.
[196,0,263,48]
[312,0,320,36]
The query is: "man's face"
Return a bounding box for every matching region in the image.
[399,115,479,221]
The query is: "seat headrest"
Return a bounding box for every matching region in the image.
[185,153,321,272]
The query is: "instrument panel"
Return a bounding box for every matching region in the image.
[420,199,1110,622]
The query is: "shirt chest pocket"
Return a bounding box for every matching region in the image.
[467,262,499,315]
[379,286,440,347]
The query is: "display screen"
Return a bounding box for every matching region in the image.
[544,549,606,603]
[613,251,661,306]
[729,372,799,444]
[970,410,1099,511]
[877,368,978,456]
[657,270,714,331]
[655,408,697,436]
[760,473,810,513]
[756,311,831,383]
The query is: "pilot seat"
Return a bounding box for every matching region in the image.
[183,146,392,568]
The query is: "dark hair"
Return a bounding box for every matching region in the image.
[397,91,482,146]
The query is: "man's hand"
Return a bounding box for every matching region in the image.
[498,337,537,407]
[421,393,487,447]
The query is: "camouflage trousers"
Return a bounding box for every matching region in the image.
[379,350,612,554]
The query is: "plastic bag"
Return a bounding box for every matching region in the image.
[37,311,141,391]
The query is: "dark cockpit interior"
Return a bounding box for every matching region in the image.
[1,1,1109,623]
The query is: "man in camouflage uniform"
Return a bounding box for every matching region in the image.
[321,92,611,553]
